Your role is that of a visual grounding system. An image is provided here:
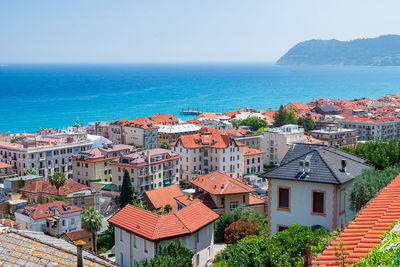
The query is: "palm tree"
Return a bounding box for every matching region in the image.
[81,207,103,253]
[49,171,66,195]
[25,168,37,175]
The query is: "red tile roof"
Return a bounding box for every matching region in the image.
[313,173,400,266]
[20,179,89,196]
[0,162,12,169]
[147,114,179,125]
[64,229,92,241]
[286,101,310,111]
[143,184,183,212]
[224,111,239,118]
[108,202,219,241]
[190,171,255,195]
[174,192,217,209]
[249,194,266,205]
[173,127,241,149]
[0,218,20,227]
[243,146,264,156]
[16,201,83,220]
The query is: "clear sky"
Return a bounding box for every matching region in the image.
[1,0,400,63]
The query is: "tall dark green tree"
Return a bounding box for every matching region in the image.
[160,140,171,149]
[120,169,134,209]
[297,117,316,132]
[273,105,298,127]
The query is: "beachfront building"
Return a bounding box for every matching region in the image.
[338,115,400,140]
[109,202,219,267]
[219,128,263,149]
[242,147,264,175]
[15,201,83,234]
[171,128,244,181]
[309,125,357,148]
[157,124,201,147]
[109,148,181,193]
[71,144,132,185]
[261,144,370,234]
[262,124,305,166]
[184,171,266,215]
[0,133,92,178]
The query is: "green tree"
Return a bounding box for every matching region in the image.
[349,166,400,211]
[344,139,400,170]
[81,207,103,253]
[164,204,172,213]
[160,140,171,149]
[49,171,66,195]
[297,117,316,132]
[136,242,194,267]
[273,105,298,127]
[119,169,134,209]
[98,224,115,252]
[240,117,268,132]
[24,168,37,175]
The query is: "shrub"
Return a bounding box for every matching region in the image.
[224,218,259,244]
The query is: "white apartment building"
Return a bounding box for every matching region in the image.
[15,201,83,234]
[171,128,244,181]
[338,116,400,141]
[109,202,219,267]
[262,124,305,165]
[0,136,92,179]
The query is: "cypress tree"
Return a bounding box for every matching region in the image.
[120,169,134,209]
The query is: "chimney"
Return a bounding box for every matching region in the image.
[299,160,305,173]
[74,240,86,267]
[341,159,347,172]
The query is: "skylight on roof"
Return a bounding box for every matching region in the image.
[210,176,216,180]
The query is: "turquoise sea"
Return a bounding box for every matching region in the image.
[1,63,400,133]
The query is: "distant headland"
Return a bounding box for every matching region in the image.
[277,35,400,66]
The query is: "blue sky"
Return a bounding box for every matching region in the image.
[1,0,399,63]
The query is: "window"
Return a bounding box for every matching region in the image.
[195,254,200,266]
[133,234,137,248]
[77,162,80,167]
[207,247,211,260]
[207,224,211,237]
[104,170,107,175]
[243,195,246,203]
[120,229,123,242]
[312,191,325,215]
[247,159,250,164]
[196,231,200,243]
[220,197,224,206]
[230,201,238,212]
[278,225,288,232]
[120,252,124,266]
[278,187,290,211]
[71,218,75,225]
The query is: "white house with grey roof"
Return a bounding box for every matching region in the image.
[261,144,370,234]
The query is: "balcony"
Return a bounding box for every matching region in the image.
[163,165,175,170]
[139,179,153,186]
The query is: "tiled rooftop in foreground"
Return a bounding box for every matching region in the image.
[312,173,400,266]
[0,230,116,266]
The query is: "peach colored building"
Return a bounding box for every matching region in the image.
[171,128,244,182]
[242,147,264,175]
[109,148,181,193]
[71,144,132,185]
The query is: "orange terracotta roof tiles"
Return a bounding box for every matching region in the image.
[148,113,179,125]
[286,101,310,111]
[224,111,239,118]
[16,201,83,220]
[143,184,183,212]
[173,127,240,149]
[64,229,92,241]
[20,179,89,196]
[190,171,255,195]
[108,202,219,241]
[0,218,20,227]
[0,162,12,168]
[249,194,266,205]
[243,146,264,156]
[313,173,400,266]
